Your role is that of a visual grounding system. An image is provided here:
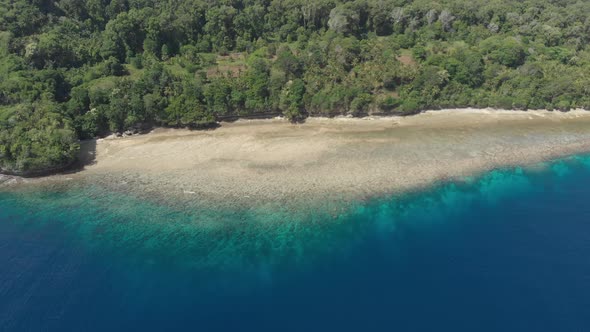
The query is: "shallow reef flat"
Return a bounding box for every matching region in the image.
[5,109,590,209]
[3,153,590,274]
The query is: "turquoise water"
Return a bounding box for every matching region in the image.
[2,156,590,331]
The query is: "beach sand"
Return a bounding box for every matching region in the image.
[7,109,590,208]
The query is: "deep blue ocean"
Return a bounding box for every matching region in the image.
[2,155,590,331]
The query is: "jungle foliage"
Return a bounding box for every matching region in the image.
[2,0,590,173]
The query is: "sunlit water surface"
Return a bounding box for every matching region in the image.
[2,155,590,331]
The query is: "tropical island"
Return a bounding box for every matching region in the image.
[1,0,590,176]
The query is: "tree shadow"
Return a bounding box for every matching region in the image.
[186,122,221,131]
[65,139,97,174]
[215,112,283,123]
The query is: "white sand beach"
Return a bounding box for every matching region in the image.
[8,109,590,207]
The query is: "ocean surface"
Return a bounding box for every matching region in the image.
[1,155,590,331]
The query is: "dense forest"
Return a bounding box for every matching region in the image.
[1,0,590,174]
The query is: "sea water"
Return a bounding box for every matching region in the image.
[1,156,590,331]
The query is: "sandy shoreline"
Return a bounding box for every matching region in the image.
[5,108,590,208]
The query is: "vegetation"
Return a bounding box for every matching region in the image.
[2,0,590,173]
